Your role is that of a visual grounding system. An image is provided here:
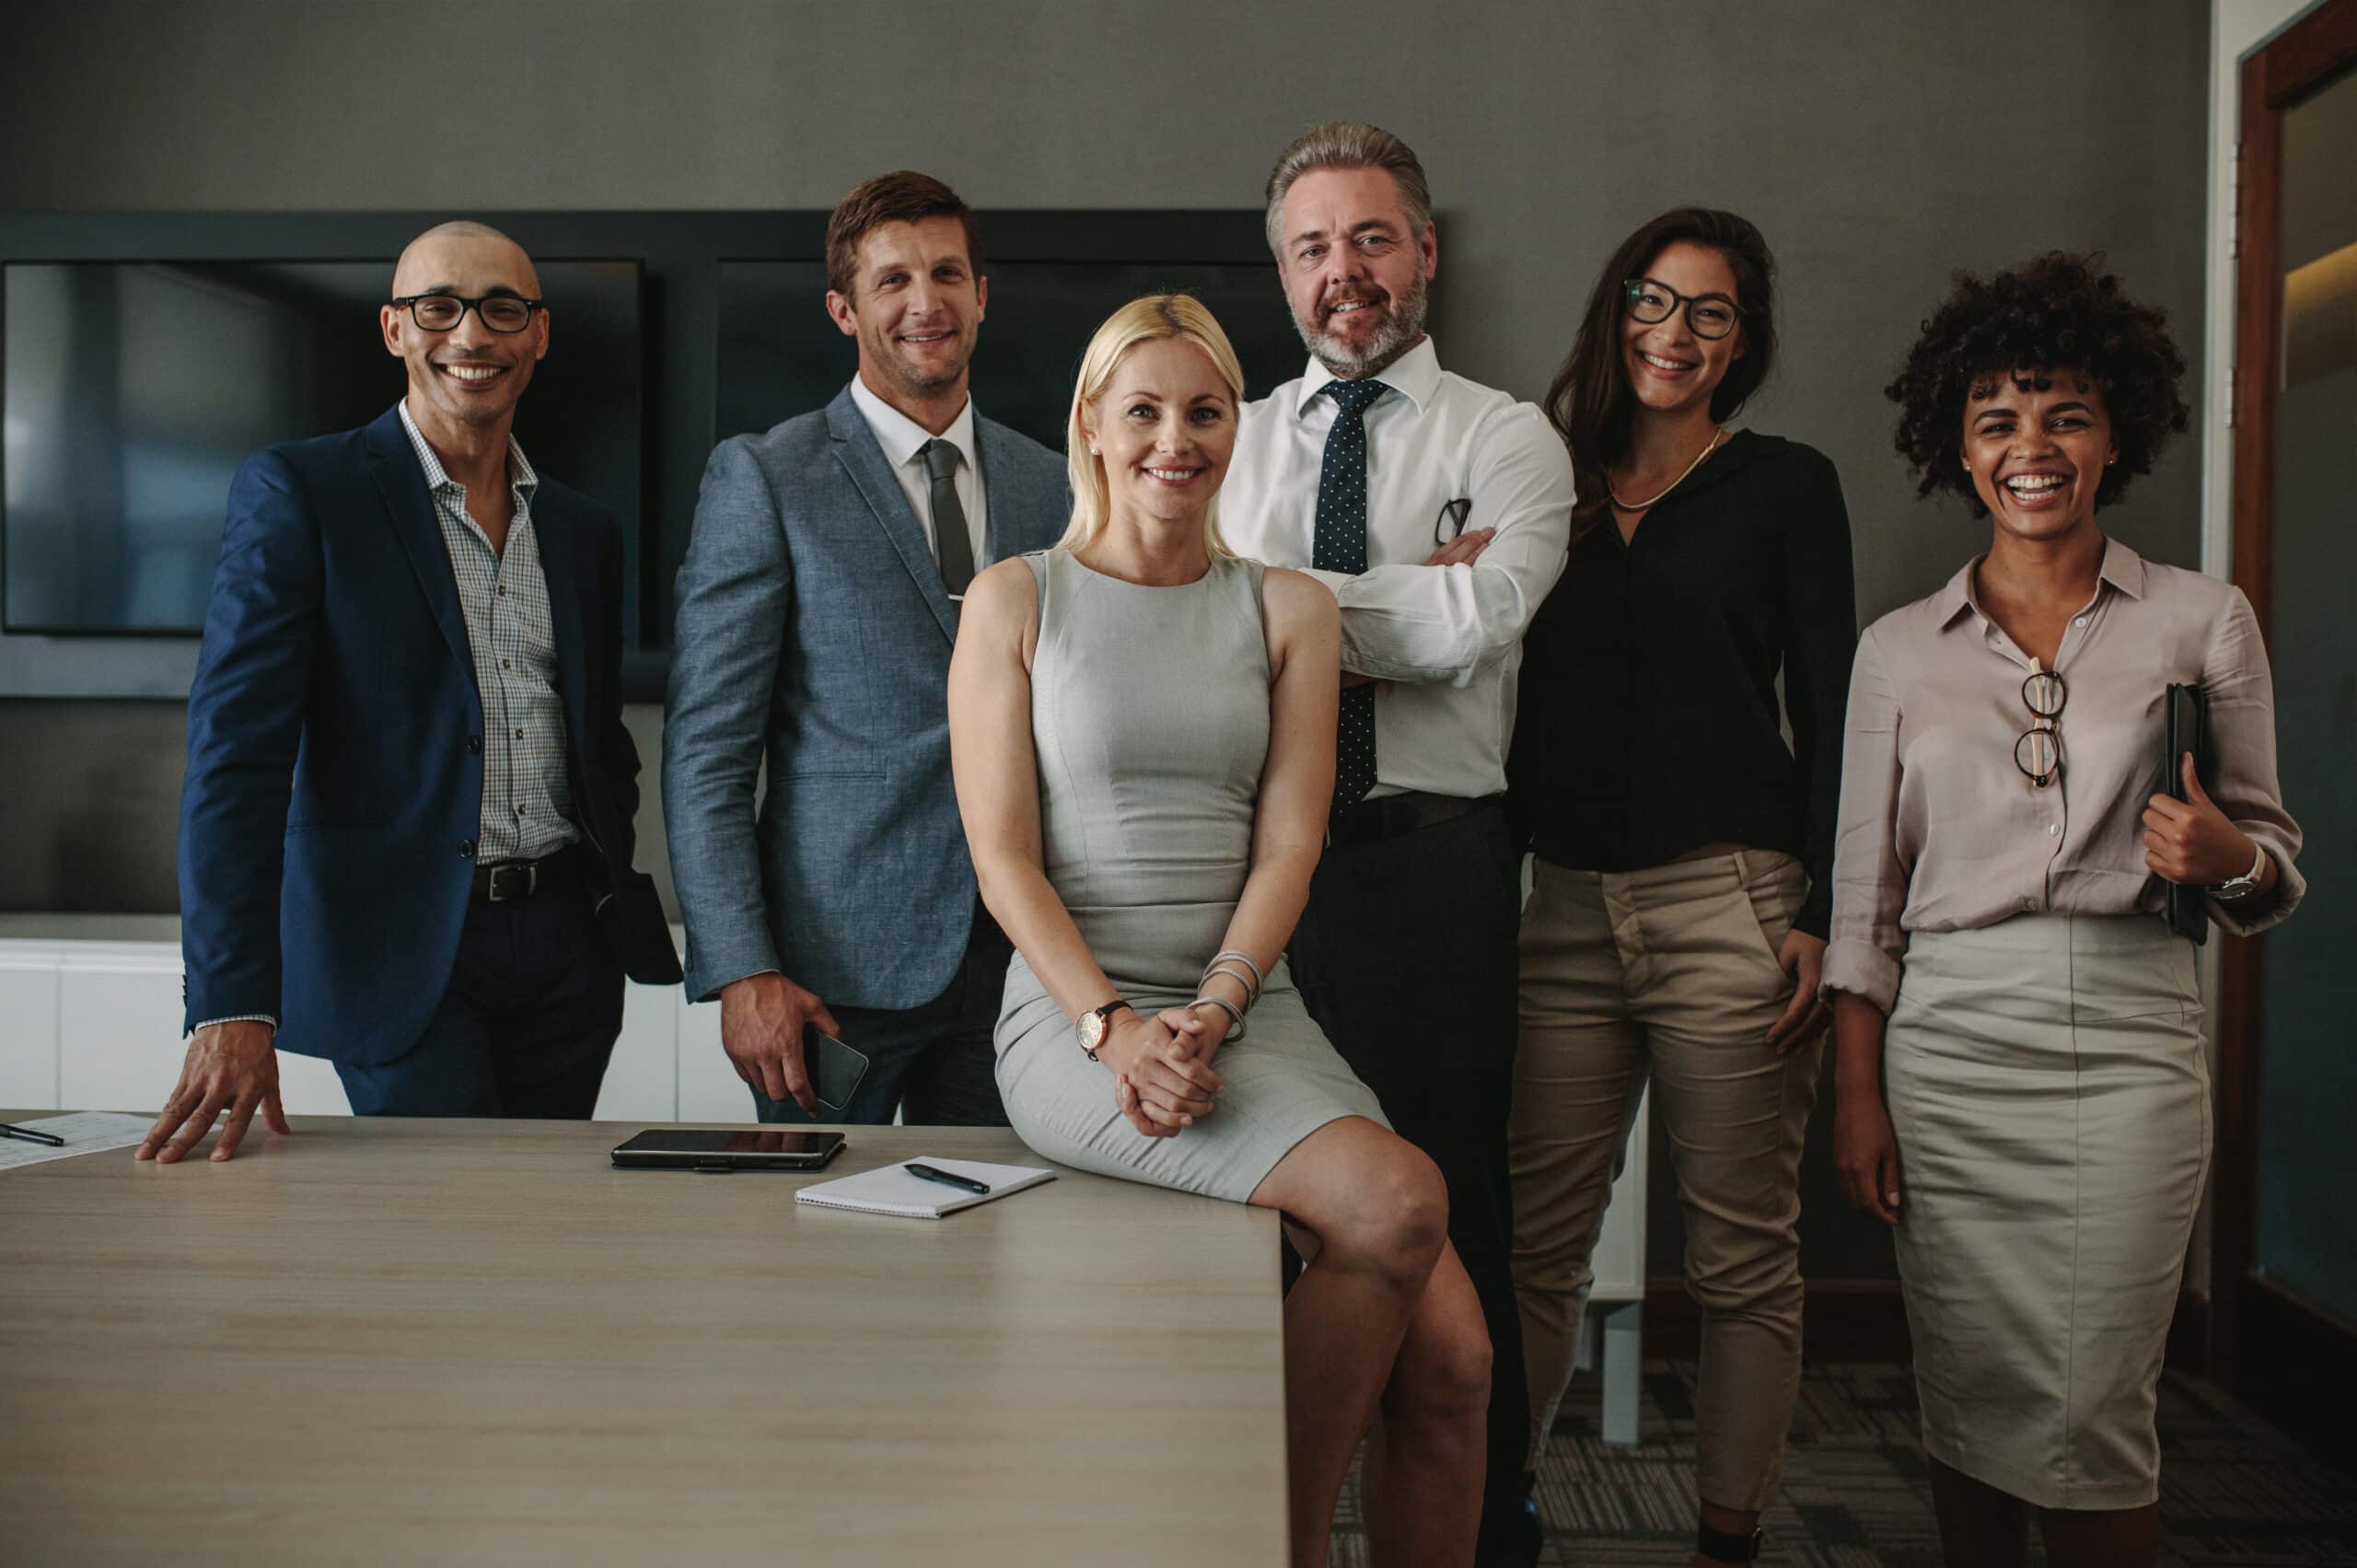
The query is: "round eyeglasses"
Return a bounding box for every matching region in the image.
[389,294,542,333]
[1622,278,1743,340]
[2014,663,2067,787]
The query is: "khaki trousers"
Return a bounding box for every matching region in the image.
[1508,850,1820,1511]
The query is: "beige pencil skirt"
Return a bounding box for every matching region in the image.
[1885,912,2207,1511]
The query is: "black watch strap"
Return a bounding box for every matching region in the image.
[1697,1524,1763,1563]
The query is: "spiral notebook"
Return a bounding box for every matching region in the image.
[795,1156,1056,1219]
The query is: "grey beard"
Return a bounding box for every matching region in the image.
[1295,268,1430,380]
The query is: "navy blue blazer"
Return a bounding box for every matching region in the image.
[179,403,676,1069]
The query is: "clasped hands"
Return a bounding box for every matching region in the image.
[1098,1005,1226,1140]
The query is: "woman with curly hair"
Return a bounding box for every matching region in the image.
[1826,253,2305,1565]
[1506,208,1856,1567]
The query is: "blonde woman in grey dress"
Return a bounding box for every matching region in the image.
[1829,255,2304,1567]
[949,295,1492,1568]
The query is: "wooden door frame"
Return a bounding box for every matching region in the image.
[2215,0,2357,1438]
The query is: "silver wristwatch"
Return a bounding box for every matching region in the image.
[2211,843,2268,900]
[1076,1000,1132,1062]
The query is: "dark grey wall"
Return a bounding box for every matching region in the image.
[0,1,2211,1274]
[0,0,2212,912]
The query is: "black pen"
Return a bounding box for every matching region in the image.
[904,1162,991,1196]
[0,1122,66,1147]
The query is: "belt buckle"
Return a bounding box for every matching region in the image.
[486,862,538,902]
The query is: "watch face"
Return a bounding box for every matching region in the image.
[1078,1010,1106,1053]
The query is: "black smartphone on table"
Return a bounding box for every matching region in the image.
[610,1129,847,1171]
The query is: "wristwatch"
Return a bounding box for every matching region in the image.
[1076,1000,1133,1062]
[2211,843,2268,900]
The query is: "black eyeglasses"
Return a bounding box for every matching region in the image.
[1434,497,1472,547]
[2015,662,2066,787]
[389,294,542,333]
[1622,278,1743,341]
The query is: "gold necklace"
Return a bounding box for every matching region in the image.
[1608,426,1725,512]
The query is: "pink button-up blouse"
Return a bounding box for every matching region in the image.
[1823,537,2305,1014]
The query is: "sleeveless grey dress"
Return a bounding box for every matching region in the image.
[994,550,1389,1202]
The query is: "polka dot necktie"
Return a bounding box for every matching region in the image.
[1312,377,1390,813]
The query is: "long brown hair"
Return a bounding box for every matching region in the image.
[1547,208,1778,517]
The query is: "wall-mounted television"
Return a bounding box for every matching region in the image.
[3,259,643,635]
[0,211,1283,698]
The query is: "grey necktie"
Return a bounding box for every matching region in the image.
[921,439,974,599]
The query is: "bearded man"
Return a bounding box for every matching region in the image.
[1219,122,1574,1568]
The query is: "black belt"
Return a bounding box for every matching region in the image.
[1325,791,1496,851]
[470,841,594,903]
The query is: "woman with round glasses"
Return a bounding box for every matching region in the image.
[1504,207,1856,1566]
[1828,253,2304,1565]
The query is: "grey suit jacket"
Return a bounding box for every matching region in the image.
[665,385,1069,1006]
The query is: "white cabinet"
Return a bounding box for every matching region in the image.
[675,992,749,1121]
[592,975,686,1121]
[0,956,60,1106]
[0,918,679,1121]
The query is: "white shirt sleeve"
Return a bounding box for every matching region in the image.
[1328,402,1574,687]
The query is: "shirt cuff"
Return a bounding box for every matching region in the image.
[191,1015,276,1037]
[1819,938,1900,1016]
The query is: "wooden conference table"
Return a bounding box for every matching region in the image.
[0,1115,1288,1566]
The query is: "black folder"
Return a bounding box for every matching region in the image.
[2164,684,2211,945]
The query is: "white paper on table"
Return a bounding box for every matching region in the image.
[0,1110,169,1172]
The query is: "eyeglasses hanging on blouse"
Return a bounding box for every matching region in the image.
[2015,659,2067,788]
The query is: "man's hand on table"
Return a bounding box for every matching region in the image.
[137,1019,290,1163]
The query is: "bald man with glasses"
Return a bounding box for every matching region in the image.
[146,221,678,1164]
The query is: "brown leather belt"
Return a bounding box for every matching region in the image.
[470,841,594,903]
[1325,791,1496,851]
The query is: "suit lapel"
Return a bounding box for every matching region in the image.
[826,389,958,646]
[533,484,593,734]
[366,407,473,674]
[975,416,1062,560]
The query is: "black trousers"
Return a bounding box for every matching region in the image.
[333,880,624,1118]
[1288,799,1532,1527]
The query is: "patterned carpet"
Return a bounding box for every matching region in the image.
[1330,1361,2357,1565]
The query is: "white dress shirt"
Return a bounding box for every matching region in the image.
[847,374,989,569]
[1223,337,1575,800]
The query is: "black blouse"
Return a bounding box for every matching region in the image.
[1506,431,1856,937]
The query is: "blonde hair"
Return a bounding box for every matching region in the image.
[1058,294,1246,560]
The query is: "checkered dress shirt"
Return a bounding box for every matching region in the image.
[398,400,579,863]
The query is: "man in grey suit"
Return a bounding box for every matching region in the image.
[665,171,1069,1124]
